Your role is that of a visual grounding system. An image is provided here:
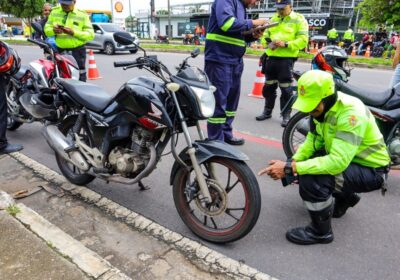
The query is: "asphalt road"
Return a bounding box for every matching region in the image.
[7,45,400,280]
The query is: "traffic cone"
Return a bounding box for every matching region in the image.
[351,46,356,57]
[364,46,371,58]
[87,50,101,80]
[248,67,265,99]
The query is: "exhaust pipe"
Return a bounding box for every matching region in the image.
[43,125,90,171]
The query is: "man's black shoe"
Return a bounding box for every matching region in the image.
[286,225,334,245]
[0,143,23,155]
[255,113,272,121]
[225,137,245,146]
[333,193,360,218]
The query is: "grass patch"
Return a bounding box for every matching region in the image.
[6,204,21,216]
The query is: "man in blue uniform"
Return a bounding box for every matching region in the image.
[205,0,269,145]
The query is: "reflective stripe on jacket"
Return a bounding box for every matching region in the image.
[293,92,390,175]
[205,0,253,64]
[261,11,308,58]
[44,6,94,49]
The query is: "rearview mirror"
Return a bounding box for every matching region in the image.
[113,32,134,45]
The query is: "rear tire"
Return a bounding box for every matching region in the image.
[55,116,95,185]
[282,112,309,158]
[173,157,261,243]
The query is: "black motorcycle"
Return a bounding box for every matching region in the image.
[35,32,261,243]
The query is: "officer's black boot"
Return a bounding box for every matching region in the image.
[255,106,272,121]
[332,193,360,218]
[281,109,291,127]
[286,205,334,245]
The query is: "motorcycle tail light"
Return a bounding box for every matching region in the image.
[138,117,159,129]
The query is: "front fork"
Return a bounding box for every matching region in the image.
[168,83,212,203]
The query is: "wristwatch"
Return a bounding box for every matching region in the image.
[284,42,289,48]
[284,160,293,176]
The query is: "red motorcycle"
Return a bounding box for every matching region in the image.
[6,22,79,130]
[155,35,169,44]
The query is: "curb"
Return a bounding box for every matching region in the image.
[0,191,130,280]
[9,152,277,280]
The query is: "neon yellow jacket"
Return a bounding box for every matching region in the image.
[44,6,94,49]
[293,92,390,175]
[261,11,308,58]
[343,29,354,41]
[327,28,338,39]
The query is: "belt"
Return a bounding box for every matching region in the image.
[375,165,390,174]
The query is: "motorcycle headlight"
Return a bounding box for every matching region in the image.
[190,86,216,118]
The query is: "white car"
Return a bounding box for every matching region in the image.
[86,23,140,55]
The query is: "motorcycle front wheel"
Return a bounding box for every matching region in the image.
[173,157,261,243]
[282,112,309,158]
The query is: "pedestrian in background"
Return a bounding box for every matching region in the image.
[390,40,400,88]
[0,42,23,155]
[44,0,94,82]
[327,27,338,45]
[258,70,390,245]
[204,0,269,145]
[34,3,52,40]
[255,0,308,127]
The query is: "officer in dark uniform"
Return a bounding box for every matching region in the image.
[205,0,269,145]
[0,43,23,155]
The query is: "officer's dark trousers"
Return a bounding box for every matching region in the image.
[70,47,87,82]
[205,60,243,141]
[299,163,386,212]
[262,57,294,113]
[0,76,8,150]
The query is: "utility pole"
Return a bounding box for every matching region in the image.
[168,0,171,38]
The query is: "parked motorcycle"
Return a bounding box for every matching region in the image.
[33,32,261,243]
[281,47,400,167]
[155,35,169,44]
[183,32,200,45]
[5,22,79,130]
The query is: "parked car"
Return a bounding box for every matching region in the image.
[86,23,140,55]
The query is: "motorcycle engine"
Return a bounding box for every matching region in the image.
[388,137,400,165]
[108,148,145,176]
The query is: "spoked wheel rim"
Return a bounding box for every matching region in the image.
[177,158,250,237]
[104,43,114,55]
[288,115,309,156]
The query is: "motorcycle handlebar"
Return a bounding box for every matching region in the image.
[27,38,49,50]
[114,61,136,67]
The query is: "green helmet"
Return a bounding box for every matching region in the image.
[292,70,335,113]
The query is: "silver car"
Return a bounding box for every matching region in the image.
[87,23,140,55]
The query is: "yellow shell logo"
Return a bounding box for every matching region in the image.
[277,0,282,2]
[299,85,306,96]
[115,1,123,13]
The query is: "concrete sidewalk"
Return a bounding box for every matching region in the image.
[0,153,274,280]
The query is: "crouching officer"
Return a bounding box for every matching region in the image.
[44,0,94,81]
[258,70,390,245]
[255,0,308,127]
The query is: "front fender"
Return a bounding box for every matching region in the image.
[169,140,249,185]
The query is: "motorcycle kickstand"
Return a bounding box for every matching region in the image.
[138,180,150,191]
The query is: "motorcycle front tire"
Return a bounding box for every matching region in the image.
[172,157,261,244]
[282,112,309,158]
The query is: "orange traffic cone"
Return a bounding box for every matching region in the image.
[351,47,356,57]
[87,50,101,80]
[248,67,265,99]
[364,46,371,58]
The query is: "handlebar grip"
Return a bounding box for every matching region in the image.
[27,38,49,49]
[114,61,135,67]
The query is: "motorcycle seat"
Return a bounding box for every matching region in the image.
[335,79,392,107]
[57,78,117,113]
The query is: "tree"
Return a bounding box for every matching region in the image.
[357,0,400,29]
